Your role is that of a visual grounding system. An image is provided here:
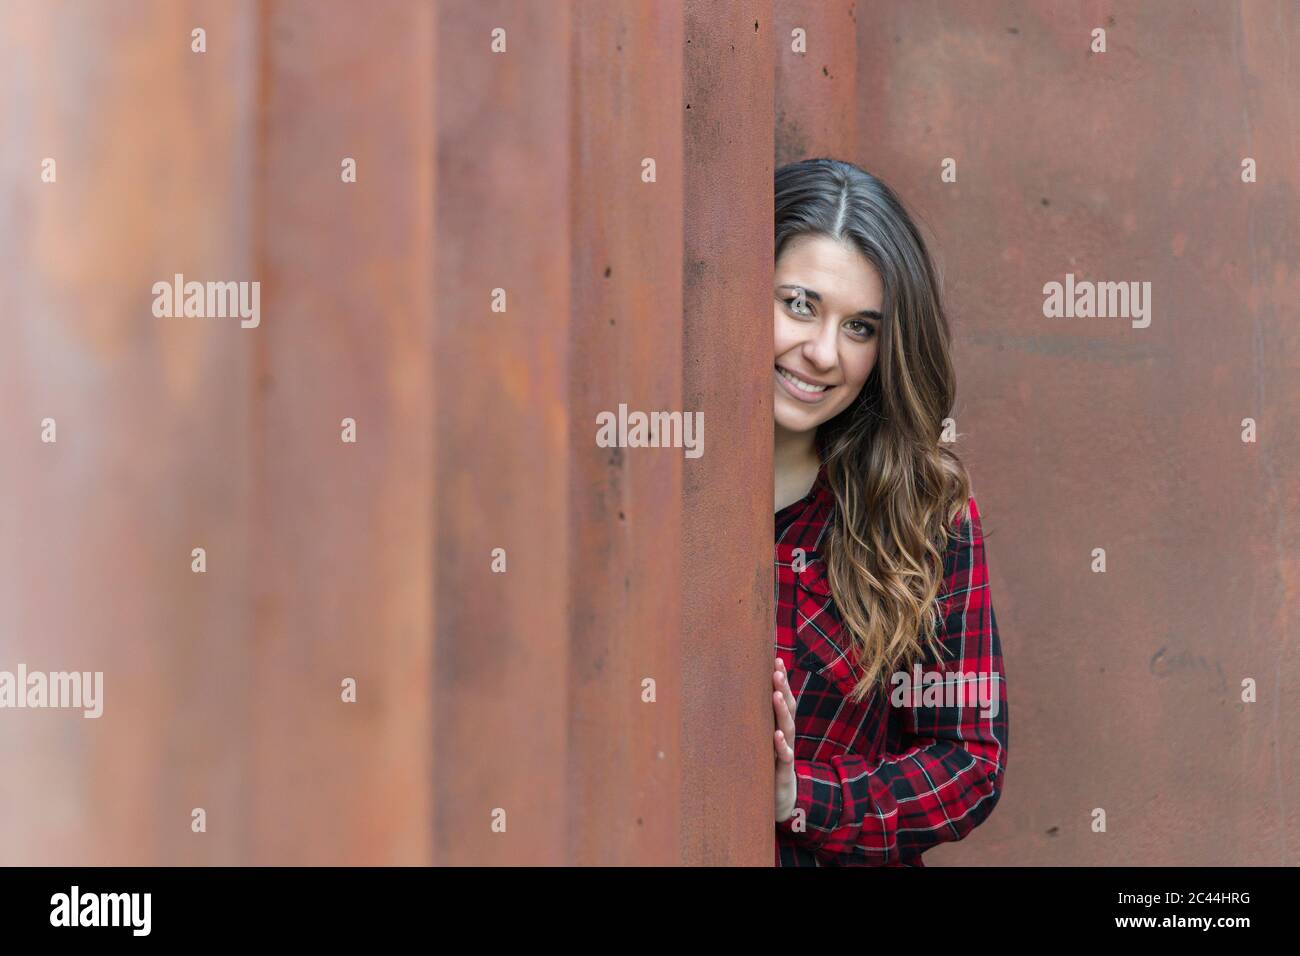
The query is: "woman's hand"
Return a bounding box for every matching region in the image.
[773,657,798,823]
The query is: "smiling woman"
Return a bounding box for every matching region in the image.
[768,158,1008,867]
[773,234,884,493]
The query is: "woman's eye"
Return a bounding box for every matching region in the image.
[785,294,812,316]
[846,319,876,339]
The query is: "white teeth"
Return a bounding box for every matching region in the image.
[778,367,829,393]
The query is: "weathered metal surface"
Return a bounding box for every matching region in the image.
[252,0,435,865]
[855,0,1300,865]
[681,0,775,865]
[776,1,859,163]
[0,0,261,865]
[432,0,573,864]
[567,0,684,865]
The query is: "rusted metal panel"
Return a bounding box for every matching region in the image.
[251,0,435,864]
[681,0,775,865]
[432,0,573,865]
[567,0,684,866]
[434,0,777,866]
[856,0,1300,865]
[775,1,858,163]
[0,0,260,864]
[1,0,786,867]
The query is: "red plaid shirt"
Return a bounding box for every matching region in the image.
[774,462,1008,866]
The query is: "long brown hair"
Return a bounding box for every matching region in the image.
[777,158,973,703]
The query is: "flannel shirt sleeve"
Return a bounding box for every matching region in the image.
[779,495,1008,865]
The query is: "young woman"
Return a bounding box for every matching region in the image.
[770,158,1008,866]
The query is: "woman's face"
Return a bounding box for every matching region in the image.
[773,233,884,436]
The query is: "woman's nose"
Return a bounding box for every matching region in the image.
[803,328,838,370]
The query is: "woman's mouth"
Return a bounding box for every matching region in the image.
[775,365,834,403]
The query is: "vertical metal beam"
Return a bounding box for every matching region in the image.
[432,0,573,865]
[0,0,259,865]
[681,0,775,865]
[0,0,785,867]
[250,0,435,864]
[568,1,684,865]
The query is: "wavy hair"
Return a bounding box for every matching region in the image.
[776,157,974,703]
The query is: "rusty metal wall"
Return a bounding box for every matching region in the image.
[680,0,775,866]
[431,0,574,867]
[0,0,775,866]
[0,0,437,865]
[568,1,687,866]
[249,0,436,866]
[0,0,257,865]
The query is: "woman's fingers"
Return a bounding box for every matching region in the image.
[774,690,796,740]
[773,689,797,754]
[774,729,794,763]
[773,658,797,727]
[775,657,797,713]
[772,658,798,762]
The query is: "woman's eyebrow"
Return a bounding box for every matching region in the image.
[776,284,882,322]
